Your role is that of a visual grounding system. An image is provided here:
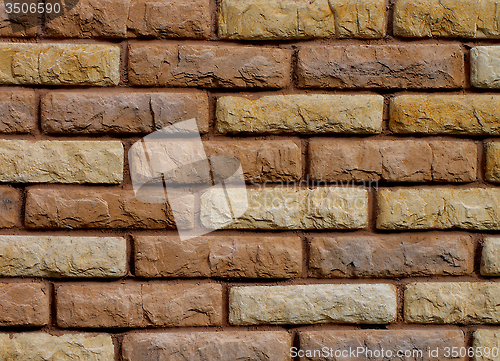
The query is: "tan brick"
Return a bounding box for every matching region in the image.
[0,236,127,278]
[486,142,500,183]
[297,44,464,89]
[309,235,474,278]
[390,95,500,135]
[135,236,302,278]
[0,333,114,361]
[309,139,477,182]
[201,187,368,230]
[0,186,21,229]
[377,188,500,230]
[229,284,397,325]
[219,0,385,40]
[25,188,186,230]
[122,331,291,361]
[217,95,383,134]
[394,0,500,38]
[57,283,222,328]
[473,330,500,361]
[472,47,500,89]
[0,283,49,326]
[0,2,37,37]
[0,140,123,184]
[0,43,120,86]
[481,237,500,276]
[128,44,291,88]
[41,92,209,134]
[405,282,500,324]
[300,330,466,361]
[0,91,36,133]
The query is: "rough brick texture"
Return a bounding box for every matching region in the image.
[473,330,500,361]
[0,91,36,133]
[0,283,50,326]
[481,237,500,276]
[471,47,500,89]
[0,186,21,228]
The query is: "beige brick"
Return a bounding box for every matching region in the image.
[472,47,500,89]
[390,95,500,135]
[481,237,500,276]
[0,236,126,278]
[201,187,368,230]
[219,0,385,40]
[473,330,500,361]
[217,95,383,134]
[122,331,291,361]
[128,44,291,88]
[405,282,500,324]
[0,186,21,229]
[0,283,49,326]
[377,188,500,230]
[229,284,397,325]
[486,142,500,182]
[309,235,474,278]
[0,91,36,133]
[394,0,500,38]
[135,236,302,278]
[57,283,222,328]
[0,140,123,184]
[0,43,120,86]
[0,333,114,361]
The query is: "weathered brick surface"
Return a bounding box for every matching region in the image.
[309,139,476,182]
[0,91,36,133]
[405,282,500,324]
[471,47,500,89]
[219,0,386,40]
[297,45,464,89]
[0,236,127,278]
[201,187,368,230]
[0,283,49,326]
[0,2,37,37]
[309,235,474,278]
[229,284,397,325]
[0,333,114,361]
[57,283,222,328]
[486,142,500,183]
[41,92,209,134]
[122,331,291,361]
[473,330,500,361]
[377,188,500,230]
[135,236,302,278]
[0,186,21,229]
[128,44,291,88]
[390,95,500,135]
[481,237,500,276]
[0,43,120,86]
[217,95,383,134]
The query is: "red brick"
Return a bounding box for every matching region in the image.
[0,283,50,326]
[0,3,37,37]
[0,186,21,229]
[0,91,36,133]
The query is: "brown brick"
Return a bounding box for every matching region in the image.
[0,283,49,326]
[300,330,466,360]
[135,236,302,278]
[297,44,464,89]
[309,139,476,182]
[24,188,188,230]
[41,92,209,134]
[486,142,500,183]
[0,186,20,229]
[309,235,473,278]
[0,3,37,37]
[122,331,291,361]
[0,91,36,133]
[128,44,291,88]
[56,283,222,328]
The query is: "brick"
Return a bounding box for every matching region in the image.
[201,187,368,230]
[405,282,500,324]
[377,188,500,230]
[300,330,466,361]
[0,236,127,278]
[481,237,500,276]
[122,331,291,361]
[0,91,36,133]
[473,330,500,361]
[472,47,500,89]
[41,92,209,134]
[0,333,114,361]
[128,44,291,88]
[57,283,222,328]
[229,284,397,325]
[486,142,500,182]
[0,140,123,184]
[297,44,464,89]
[217,95,383,135]
[309,235,474,278]
[309,139,477,182]
[219,0,385,40]
[394,0,500,38]
[390,95,500,135]
[135,236,302,278]
[0,283,49,326]
[0,2,37,37]
[0,186,21,229]
[0,43,120,86]
[25,188,187,230]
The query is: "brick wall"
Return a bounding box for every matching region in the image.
[1,0,500,360]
